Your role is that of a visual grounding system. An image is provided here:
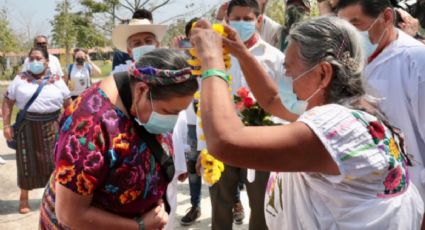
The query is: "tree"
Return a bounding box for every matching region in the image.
[0,8,19,78]
[51,0,77,66]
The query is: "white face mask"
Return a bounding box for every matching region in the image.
[359,15,387,58]
[132,45,156,62]
[278,65,321,115]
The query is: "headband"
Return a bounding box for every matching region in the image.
[128,64,195,86]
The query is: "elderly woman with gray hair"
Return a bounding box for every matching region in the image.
[190,16,423,229]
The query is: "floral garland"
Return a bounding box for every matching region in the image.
[188,23,231,186]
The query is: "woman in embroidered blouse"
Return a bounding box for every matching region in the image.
[38,49,198,230]
[190,16,423,229]
[2,47,71,214]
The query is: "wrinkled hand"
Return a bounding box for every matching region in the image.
[190,19,225,70]
[222,24,249,59]
[142,200,168,230]
[177,172,188,182]
[215,2,229,21]
[3,126,13,141]
[397,8,419,36]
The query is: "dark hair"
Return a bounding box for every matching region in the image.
[227,0,261,17]
[133,48,198,100]
[29,46,49,60]
[336,0,393,18]
[132,8,153,21]
[185,17,199,38]
[33,35,48,44]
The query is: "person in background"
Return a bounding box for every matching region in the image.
[201,0,285,229]
[337,1,425,221]
[65,48,101,100]
[190,15,423,230]
[38,49,198,230]
[112,8,154,71]
[2,47,71,214]
[22,35,64,78]
[111,19,165,74]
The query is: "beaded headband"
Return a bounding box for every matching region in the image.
[128,64,195,86]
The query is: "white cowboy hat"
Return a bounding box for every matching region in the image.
[112,19,167,52]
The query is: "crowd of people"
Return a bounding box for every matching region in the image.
[1,0,425,229]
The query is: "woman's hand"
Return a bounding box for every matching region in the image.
[190,19,225,71]
[222,24,250,59]
[142,200,168,230]
[3,126,13,141]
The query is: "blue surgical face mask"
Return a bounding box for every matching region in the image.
[132,45,156,62]
[229,20,257,42]
[134,92,179,134]
[359,15,386,58]
[278,65,321,115]
[29,60,46,75]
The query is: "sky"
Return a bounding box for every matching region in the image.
[0,0,223,39]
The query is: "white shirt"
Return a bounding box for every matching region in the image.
[23,54,64,77]
[364,30,425,203]
[112,60,132,74]
[165,111,188,230]
[197,37,285,151]
[260,15,281,45]
[265,104,424,230]
[69,63,92,96]
[6,74,70,113]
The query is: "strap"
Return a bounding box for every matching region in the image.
[15,76,49,126]
[67,64,73,80]
[113,72,175,183]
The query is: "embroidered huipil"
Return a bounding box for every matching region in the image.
[264,104,423,230]
[40,84,172,229]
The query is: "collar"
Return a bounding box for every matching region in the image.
[368,28,399,64]
[245,33,260,49]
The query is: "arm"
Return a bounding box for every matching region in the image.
[87,56,102,77]
[2,97,15,141]
[63,98,72,109]
[55,183,168,230]
[191,20,338,174]
[223,24,298,121]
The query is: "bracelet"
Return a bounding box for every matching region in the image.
[201,69,229,83]
[135,217,145,230]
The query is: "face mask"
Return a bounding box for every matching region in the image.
[76,57,85,65]
[229,20,256,42]
[359,15,386,58]
[132,45,156,62]
[29,61,46,75]
[278,65,321,115]
[134,92,179,134]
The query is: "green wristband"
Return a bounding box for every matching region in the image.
[135,217,145,230]
[201,69,229,83]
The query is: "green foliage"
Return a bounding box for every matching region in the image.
[265,0,285,25]
[0,9,19,53]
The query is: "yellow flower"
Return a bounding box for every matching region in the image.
[200,134,206,141]
[212,24,227,36]
[389,138,400,159]
[191,69,202,76]
[188,58,201,67]
[194,91,201,100]
[189,48,197,57]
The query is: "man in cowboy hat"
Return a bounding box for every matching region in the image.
[111,18,167,74]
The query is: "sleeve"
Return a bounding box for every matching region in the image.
[5,75,22,101]
[260,16,282,44]
[55,78,71,100]
[172,111,188,176]
[54,111,109,196]
[298,104,388,183]
[408,49,425,148]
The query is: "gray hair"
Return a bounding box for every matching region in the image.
[288,16,366,105]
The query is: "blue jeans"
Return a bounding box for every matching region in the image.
[186,125,202,207]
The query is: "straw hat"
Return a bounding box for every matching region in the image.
[112,19,167,52]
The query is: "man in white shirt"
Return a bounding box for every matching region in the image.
[338,0,425,211]
[201,1,285,229]
[111,19,166,74]
[22,35,63,77]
